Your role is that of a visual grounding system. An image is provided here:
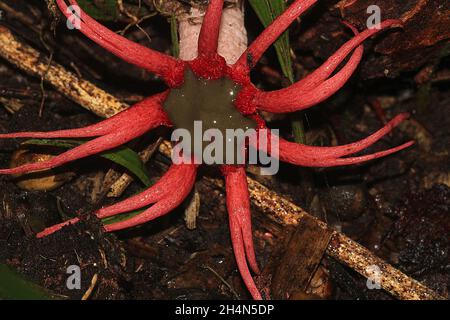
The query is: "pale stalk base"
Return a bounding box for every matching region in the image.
[178,4,247,64]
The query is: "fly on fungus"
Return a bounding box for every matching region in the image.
[0,0,414,299]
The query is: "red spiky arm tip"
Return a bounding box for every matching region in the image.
[253,20,403,113]
[0,92,169,140]
[233,21,362,115]
[56,0,185,86]
[233,0,317,74]
[37,163,197,238]
[254,113,414,167]
[104,163,197,232]
[96,164,192,219]
[0,93,170,175]
[36,217,80,238]
[278,136,414,167]
[278,21,363,94]
[223,166,262,300]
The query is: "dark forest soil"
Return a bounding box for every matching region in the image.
[0,0,448,299]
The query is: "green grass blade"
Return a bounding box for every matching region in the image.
[77,0,119,21]
[101,208,145,225]
[170,15,180,58]
[249,0,305,143]
[292,114,306,144]
[249,0,294,83]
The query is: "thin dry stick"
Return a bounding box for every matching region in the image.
[0,26,444,300]
[0,26,127,117]
[81,273,98,300]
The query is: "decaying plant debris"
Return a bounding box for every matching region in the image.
[0,0,448,300]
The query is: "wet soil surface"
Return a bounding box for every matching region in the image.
[0,1,448,299]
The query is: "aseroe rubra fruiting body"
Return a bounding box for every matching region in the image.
[0,0,413,299]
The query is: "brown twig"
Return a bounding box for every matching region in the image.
[0,26,444,301]
[0,26,128,117]
[81,273,98,300]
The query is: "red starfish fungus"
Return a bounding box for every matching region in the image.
[0,0,414,299]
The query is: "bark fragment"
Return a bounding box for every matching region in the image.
[271,216,333,300]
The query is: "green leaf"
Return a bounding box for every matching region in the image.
[77,0,119,21]
[101,147,152,187]
[101,208,145,225]
[23,139,152,187]
[23,139,82,149]
[249,0,294,83]
[170,15,180,58]
[0,264,54,300]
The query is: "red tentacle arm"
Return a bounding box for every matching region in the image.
[287,22,362,92]
[0,93,170,139]
[56,0,184,86]
[223,166,262,300]
[0,96,170,175]
[37,217,80,238]
[96,164,192,218]
[223,166,260,274]
[1,130,140,175]
[104,164,197,232]
[198,0,224,56]
[277,139,414,167]
[254,116,413,168]
[254,20,403,113]
[233,0,317,71]
[283,113,411,160]
[254,45,362,113]
[37,164,197,237]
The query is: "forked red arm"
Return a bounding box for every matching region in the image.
[56,0,185,86]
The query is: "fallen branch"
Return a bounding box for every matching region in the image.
[0,26,444,300]
[0,26,127,117]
